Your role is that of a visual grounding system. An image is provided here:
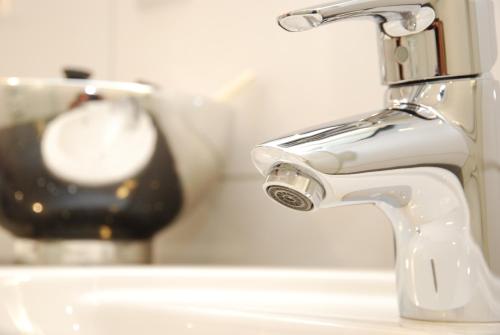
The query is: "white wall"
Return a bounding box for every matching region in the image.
[0,0,498,268]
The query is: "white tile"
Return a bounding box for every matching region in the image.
[0,0,112,79]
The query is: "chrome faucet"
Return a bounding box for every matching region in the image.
[252,0,500,322]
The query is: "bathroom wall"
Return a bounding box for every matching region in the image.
[0,0,499,268]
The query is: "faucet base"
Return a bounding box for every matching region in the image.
[13,238,152,265]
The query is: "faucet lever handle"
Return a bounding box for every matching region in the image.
[278,0,494,85]
[278,0,435,37]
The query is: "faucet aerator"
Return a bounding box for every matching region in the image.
[264,164,324,211]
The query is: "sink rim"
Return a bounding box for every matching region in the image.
[0,266,498,334]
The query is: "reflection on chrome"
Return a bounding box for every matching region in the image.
[253,0,500,323]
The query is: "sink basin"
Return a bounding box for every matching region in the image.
[0,267,497,335]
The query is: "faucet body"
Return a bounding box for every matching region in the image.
[253,0,500,322]
[253,77,500,321]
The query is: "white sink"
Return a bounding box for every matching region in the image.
[0,267,498,335]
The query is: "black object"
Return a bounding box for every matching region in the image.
[63,67,92,80]
[0,118,183,240]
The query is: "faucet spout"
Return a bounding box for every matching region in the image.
[253,108,467,179]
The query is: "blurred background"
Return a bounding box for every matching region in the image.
[0,0,498,268]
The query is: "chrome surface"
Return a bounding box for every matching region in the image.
[253,0,500,323]
[0,77,185,264]
[278,0,496,85]
[13,239,152,265]
[254,77,500,323]
[278,0,435,37]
